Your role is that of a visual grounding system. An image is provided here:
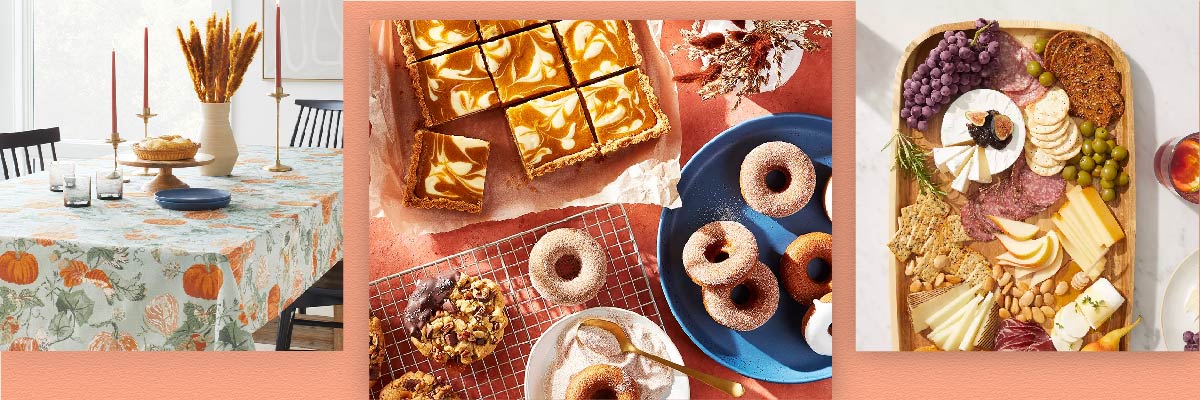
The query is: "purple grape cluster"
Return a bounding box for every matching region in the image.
[1185,331,1198,351]
[900,18,1000,131]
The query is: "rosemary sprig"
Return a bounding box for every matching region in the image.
[884,131,946,197]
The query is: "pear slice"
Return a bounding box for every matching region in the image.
[995,232,1047,259]
[987,215,1039,241]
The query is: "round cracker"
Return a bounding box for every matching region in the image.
[1029,87,1069,126]
[1024,148,1065,176]
[1024,143,1062,169]
[1029,118,1072,147]
[1044,120,1081,158]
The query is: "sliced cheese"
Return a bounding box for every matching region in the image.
[1051,330,1082,351]
[1051,214,1104,267]
[1068,186,1126,246]
[934,145,974,172]
[910,283,973,332]
[947,146,975,176]
[959,292,993,351]
[939,296,983,350]
[1054,302,1091,342]
[1077,278,1125,329]
[950,163,972,192]
[1058,201,1114,255]
[973,146,992,183]
[923,284,980,330]
[965,148,983,183]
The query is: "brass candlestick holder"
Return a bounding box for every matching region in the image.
[104,136,126,180]
[264,87,292,172]
[134,106,159,176]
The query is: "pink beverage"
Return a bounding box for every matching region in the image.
[1153,133,1199,203]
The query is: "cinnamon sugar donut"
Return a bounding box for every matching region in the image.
[781,232,833,304]
[682,221,758,288]
[528,228,608,305]
[701,262,780,331]
[564,364,639,400]
[739,141,816,217]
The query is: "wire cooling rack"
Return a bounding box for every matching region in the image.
[369,204,665,399]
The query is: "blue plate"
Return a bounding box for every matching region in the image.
[154,188,231,203]
[657,113,832,383]
[155,197,230,211]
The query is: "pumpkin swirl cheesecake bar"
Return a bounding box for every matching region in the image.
[403,129,490,213]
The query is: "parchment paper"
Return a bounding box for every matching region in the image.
[369,20,682,235]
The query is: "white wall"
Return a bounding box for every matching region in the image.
[0,3,17,132]
[226,0,342,147]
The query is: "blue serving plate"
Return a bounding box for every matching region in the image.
[154,188,231,203]
[657,113,832,383]
[155,197,230,211]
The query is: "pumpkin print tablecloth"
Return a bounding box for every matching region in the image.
[0,146,342,351]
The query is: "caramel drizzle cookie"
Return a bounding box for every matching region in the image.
[404,272,509,366]
[379,371,461,400]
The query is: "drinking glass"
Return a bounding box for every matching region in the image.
[95,170,123,200]
[63,176,91,208]
[1153,133,1199,204]
[48,161,74,192]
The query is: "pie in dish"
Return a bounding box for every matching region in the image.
[554,20,641,83]
[504,89,599,179]
[404,129,490,213]
[476,20,546,40]
[395,20,479,61]
[409,45,500,126]
[132,134,200,161]
[481,25,573,104]
[577,69,669,154]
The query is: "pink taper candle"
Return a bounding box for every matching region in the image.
[275,0,282,89]
[111,47,117,139]
[143,26,148,109]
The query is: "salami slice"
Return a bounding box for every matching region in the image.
[988,32,1031,92]
[959,200,995,242]
[1017,160,1066,209]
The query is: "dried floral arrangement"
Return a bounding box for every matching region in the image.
[672,20,832,108]
[176,12,263,103]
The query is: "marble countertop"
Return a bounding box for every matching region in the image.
[855,0,1199,351]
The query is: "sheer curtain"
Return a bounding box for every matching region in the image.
[32,0,208,158]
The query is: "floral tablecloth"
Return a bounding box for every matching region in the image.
[0,145,342,351]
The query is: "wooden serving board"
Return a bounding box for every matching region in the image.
[887,21,1137,351]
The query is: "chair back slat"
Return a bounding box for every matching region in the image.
[288,100,343,149]
[0,127,62,180]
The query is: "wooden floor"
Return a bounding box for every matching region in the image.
[252,309,343,351]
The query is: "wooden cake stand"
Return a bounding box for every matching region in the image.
[118,153,215,194]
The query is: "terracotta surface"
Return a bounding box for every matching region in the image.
[370,20,833,399]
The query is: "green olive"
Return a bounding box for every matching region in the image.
[1111,146,1129,162]
[1095,127,1109,140]
[1092,153,1106,165]
[1100,179,1115,189]
[1100,188,1117,202]
[1117,171,1130,186]
[1104,159,1119,170]
[1106,140,1117,152]
[1091,138,1108,154]
[1034,38,1049,54]
[1092,168,1103,178]
[1102,165,1119,180]
[1079,157,1096,172]
[1068,153,1083,165]
[1082,142,1094,156]
[1038,71,1056,87]
[1077,172,1093,186]
[1079,121,1096,137]
[1026,61,1043,77]
[1062,165,1078,180]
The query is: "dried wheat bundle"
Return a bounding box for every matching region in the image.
[176,11,262,103]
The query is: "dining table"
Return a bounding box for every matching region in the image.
[369,20,833,399]
[0,145,343,351]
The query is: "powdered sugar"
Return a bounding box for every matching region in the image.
[542,314,674,399]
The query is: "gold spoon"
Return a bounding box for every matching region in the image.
[581,318,745,398]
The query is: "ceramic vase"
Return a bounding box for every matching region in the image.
[199,102,238,176]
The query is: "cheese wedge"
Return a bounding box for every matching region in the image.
[910,283,974,332]
[965,148,984,183]
[1069,186,1126,245]
[936,296,982,350]
[943,127,975,147]
[924,284,981,329]
[934,145,974,172]
[1077,278,1125,329]
[973,146,992,183]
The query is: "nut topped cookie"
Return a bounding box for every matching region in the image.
[554,20,640,83]
[397,20,480,61]
[404,272,508,366]
[476,20,546,40]
[404,129,490,213]
[379,371,460,400]
[482,25,573,103]
[410,45,499,125]
[577,69,668,154]
[369,316,385,388]
[504,89,599,179]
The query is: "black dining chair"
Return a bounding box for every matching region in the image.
[290,99,343,149]
[276,261,343,350]
[0,127,61,181]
